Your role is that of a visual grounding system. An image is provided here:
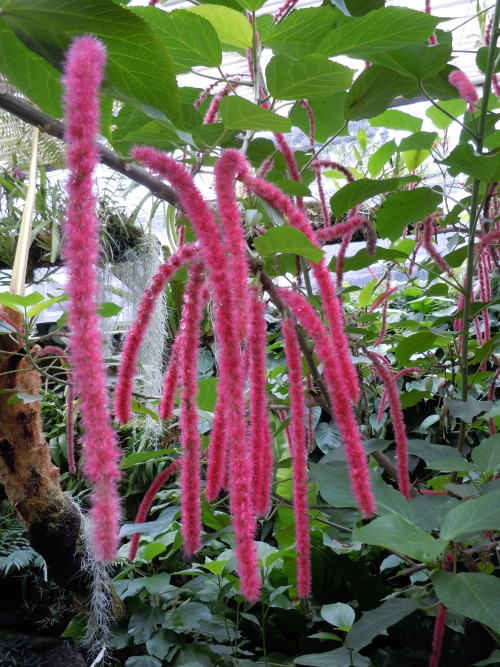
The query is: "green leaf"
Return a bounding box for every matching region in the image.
[309,462,356,508]
[425,98,467,130]
[369,110,422,132]
[395,331,449,364]
[253,227,324,263]
[187,4,252,49]
[262,7,340,59]
[345,65,416,121]
[445,398,493,424]
[146,630,176,661]
[291,92,348,143]
[328,247,409,273]
[97,301,122,318]
[321,603,355,629]
[402,149,431,171]
[120,449,175,470]
[372,474,413,522]
[0,21,62,117]
[319,7,440,59]
[433,572,500,633]
[410,495,459,531]
[142,542,167,560]
[376,188,443,241]
[1,0,181,125]
[425,457,478,473]
[126,656,162,667]
[26,295,66,318]
[331,0,385,16]
[128,606,164,643]
[440,144,500,183]
[352,515,446,561]
[370,42,452,80]
[295,648,370,667]
[368,139,397,177]
[477,46,500,75]
[398,131,438,152]
[233,0,266,11]
[197,377,218,412]
[0,291,43,312]
[346,598,420,653]
[439,489,500,541]
[218,96,291,132]
[407,439,462,463]
[274,180,311,197]
[131,8,221,73]
[330,177,417,218]
[471,435,500,473]
[266,54,354,100]
[142,573,172,594]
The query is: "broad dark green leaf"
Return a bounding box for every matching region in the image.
[1,0,182,125]
[130,8,221,73]
[291,92,348,143]
[410,495,459,531]
[218,96,291,132]
[328,247,409,273]
[330,0,385,16]
[197,377,218,412]
[274,180,311,196]
[399,132,438,151]
[346,599,420,653]
[0,21,62,117]
[309,462,357,508]
[330,177,417,217]
[128,606,164,643]
[439,489,500,541]
[477,46,500,75]
[433,572,500,633]
[446,398,493,425]
[425,98,467,130]
[146,630,176,661]
[376,188,442,241]
[373,474,413,522]
[370,42,451,80]
[353,515,446,561]
[425,457,478,473]
[440,144,500,183]
[253,227,324,263]
[120,449,175,470]
[471,435,500,472]
[369,110,422,132]
[319,7,440,59]
[187,4,252,49]
[125,656,162,667]
[368,139,397,177]
[295,648,370,666]
[233,0,267,11]
[395,331,450,363]
[321,602,355,628]
[407,439,462,463]
[261,6,340,59]
[345,65,416,121]
[266,54,354,100]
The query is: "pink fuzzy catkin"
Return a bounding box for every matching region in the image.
[233,153,360,404]
[273,0,299,23]
[129,459,181,561]
[115,243,199,425]
[274,132,304,212]
[429,604,447,667]
[203,80,241,124]
[278,288,375,517]
[377,367,419,422]
[282,318,311,596]
[63,36,121,561]
[178,263,206,554]
[369,287,397,313]
[132,146,260,601]
[248,289,273,516]
[316,215,366,244]
[306,375,315,453]
[368,353,411,500]
[448,70,479,111]
[422,215,454,278]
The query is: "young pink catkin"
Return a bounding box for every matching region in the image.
[278,288,375,517]
[248,289,274,517]
[63,36,121,561]
[429,604,447,667]
[422,215,454,278]
[377,367,419,422]
[282,318,311,597]
[129,459,181,561]
[115,242,199,425]
[132,146,260,601]
[448,70,479,111]
[368,353,411,500]
[178,263,206,554]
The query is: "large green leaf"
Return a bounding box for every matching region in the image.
[319,7,440,59]
[395,331,450,364]
[370,42,452,80]
[130,8,221,73]
[0,21,62,117]
[398,132,438,152]
[376,188,443,241]
[440,144,500,183]
[266,54,354,100]
[372,474,413,522]
[295,648,370,667]
[309,462,357,508]
[352,515,446,561]
[218,96,291,132]
[187,4,252,49]
[331,0,385,16]
[254,227,324,263]
[369,110,422,132]
[345,65,416,121]
[368,140,397,177]
[425,98,467,130]
[0,0,181,125]
[439,489,500,541]
[328,247,408,273]
[471,435,500,473]
[433,572,500,633]
[233,0,266,11]
[330,177,417,217]
[261,7,340,59]
[346,598,420,653]
[291,92,348,143]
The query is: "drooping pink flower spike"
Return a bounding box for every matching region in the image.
[248,288,274,517]
[282,317,311,597]
[369,286,397,313]
[273,0,299,24]
[115,243,199,425]
[368,352,411,501]
[448,70,479,112]
[377,367,419,423]
[232,150,361,404]
[131,145,260,601]
[315,215,367,244]
[203,79,242,125]
[129,458,181,561]
[278,287,375,517]
[63,35,121,561]
[422,214,454,278]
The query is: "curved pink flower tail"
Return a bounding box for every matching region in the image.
[278,288,375,517]
[429,604,447,667]
[422,215,454,277]
[203,79,241,125]
[248,288,273,516]
[273,0,299,24]
[368,353,411,500]
[115,243,199,424]
[129,459,181,560]
[63,36,121,560]
[448,70,479,112]
[282,318,311,597]
[178,263,206,554]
